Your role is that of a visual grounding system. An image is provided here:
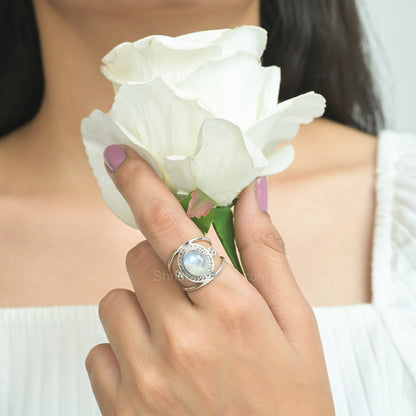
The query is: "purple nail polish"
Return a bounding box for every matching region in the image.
[104,145,126,172]
[255,176,268,212]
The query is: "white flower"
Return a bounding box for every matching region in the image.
[82,26,326,229]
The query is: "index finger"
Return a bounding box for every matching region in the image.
[103,145,246,303]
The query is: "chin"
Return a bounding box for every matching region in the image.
[45,0,256,18]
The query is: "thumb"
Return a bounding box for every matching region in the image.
[234,177,316,345]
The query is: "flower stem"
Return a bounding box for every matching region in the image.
[212,206,244,275]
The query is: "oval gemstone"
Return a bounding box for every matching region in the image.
[183,250,208,276]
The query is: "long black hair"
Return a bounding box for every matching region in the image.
[0,0,44,137]
[261,0,383,134]
[0,0,383,138]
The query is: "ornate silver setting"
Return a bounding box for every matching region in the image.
[176,243,216,282]
[168,237,226,292]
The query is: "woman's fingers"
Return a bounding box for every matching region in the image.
[104,145,247,307]
[125,240,192,334]
[98,288,150,374]
[85,343,120,414]
[234,179,319,348]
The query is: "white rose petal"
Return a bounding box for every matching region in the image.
[81,110,160,228]
[260,144,295,176]
[102,36,222,92]
[211,26,267,60]
[163,155,196,197]
[178,51,280,129]
[193,118,268,206]
[247,92,327,155]
[110,78,213,162]
[179,26,267,60]
[82,26,326,229]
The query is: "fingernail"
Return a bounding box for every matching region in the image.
[104,145,126,172]
[255,176,268,212]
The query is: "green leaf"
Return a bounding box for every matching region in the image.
[191,208,215,235]
[179,193,192,212]
[212,205,244,275]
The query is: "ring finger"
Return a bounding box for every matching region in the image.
[125,240,193,335]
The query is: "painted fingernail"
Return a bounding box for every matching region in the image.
[104,145,126,172]
[255,176,268,212]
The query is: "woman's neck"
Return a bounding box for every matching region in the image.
[15,0,259,196]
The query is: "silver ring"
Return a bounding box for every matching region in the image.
[168,237,226,292]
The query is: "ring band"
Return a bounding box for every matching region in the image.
[168,237,226,292]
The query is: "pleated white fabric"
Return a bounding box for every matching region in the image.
[0,306,106,415]
[1,130,416,415]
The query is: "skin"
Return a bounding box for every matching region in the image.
[0,0,376,308]
[0,0,377,410]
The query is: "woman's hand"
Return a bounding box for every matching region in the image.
[85,145,335,415]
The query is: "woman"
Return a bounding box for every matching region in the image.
[0,0,415,414]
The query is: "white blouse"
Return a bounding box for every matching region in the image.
[1,130,416,415]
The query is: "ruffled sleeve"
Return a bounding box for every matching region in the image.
[372,130,416,384]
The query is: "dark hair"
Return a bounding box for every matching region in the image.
[261,0,384,134]
[0,0,44,137]
[0,0,383,137]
